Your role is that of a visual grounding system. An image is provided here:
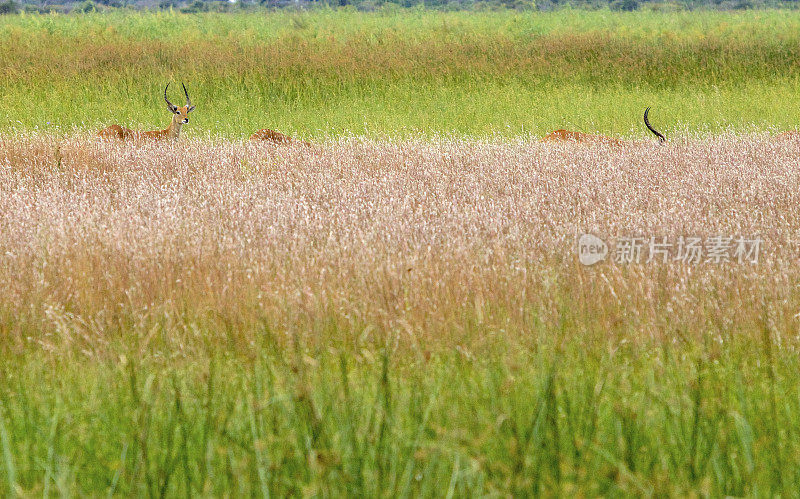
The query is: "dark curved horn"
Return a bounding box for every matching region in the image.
[164,83,177,112]
[644,107,666,143]
[182,82,191,107]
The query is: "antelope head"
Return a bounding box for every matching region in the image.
[164,82,196,127]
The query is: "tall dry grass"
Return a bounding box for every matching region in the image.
[2,133,799,356]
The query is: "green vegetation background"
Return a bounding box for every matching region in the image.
[2,9,800,139]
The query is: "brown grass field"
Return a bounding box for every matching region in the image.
[3,133,799,354]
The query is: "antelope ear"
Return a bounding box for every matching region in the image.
[187,105,196,113]
[166,102,178,113]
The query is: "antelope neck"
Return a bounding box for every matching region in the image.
[166,117,183,140]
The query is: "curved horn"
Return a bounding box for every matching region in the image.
[644,107,666,143]
[182,82,192,107]
[164,83,177,112]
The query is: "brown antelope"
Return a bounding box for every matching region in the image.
[541,128,624,146]
[541,107,666,146]
[98,83,195,141]
[249,128,311,146]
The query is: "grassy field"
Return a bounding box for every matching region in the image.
[4,8,800,496]
[3,10,800,138]
[3,134,800,495]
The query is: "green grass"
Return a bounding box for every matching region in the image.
[2,308,799,496]
[3,9,800,138]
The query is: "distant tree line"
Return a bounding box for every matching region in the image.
[0,0,796,14]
